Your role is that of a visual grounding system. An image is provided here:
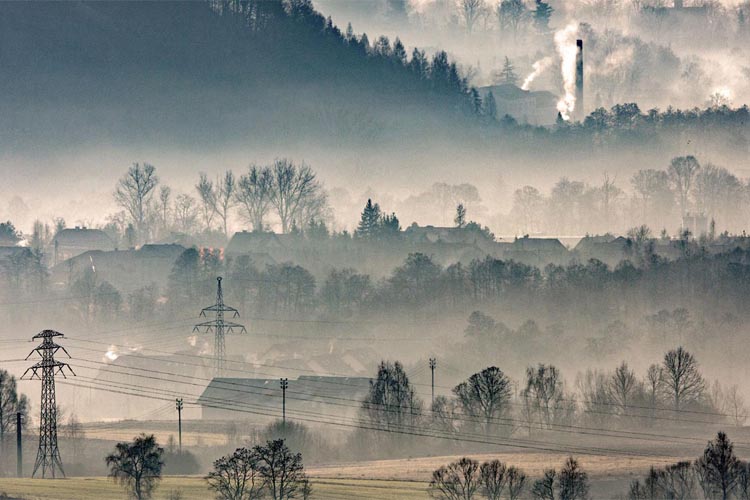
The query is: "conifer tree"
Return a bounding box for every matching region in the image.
[455,204,467,228]
[500,57,518,86]
[484,91,498,120]
[533,0,553,33]
[356,199,381,239]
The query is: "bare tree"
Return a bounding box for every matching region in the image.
[157,186,172,235]
[600,173,622,229]
[512,186,544,235]
[736,462,750,500]
[531,469,556,500]
[173,194,198,235]
[460,0,486,32]
[725,385,748,427]
[453,367,512,437]
[214,170,236,237]
[269,159,324,233]
[656,462,695,500]
[631,169,670,224]
[253,439,308,500]
[668,156,700,220]
[662,347,705,412]
[558,457,589,500]
[114,163,159,243]
[524,364,565,429]
[645,363,663,423]
[609,361,638,415]
[196,173,217,232]
[507,466,527,500]
[479,460,508,500]
[429,457,481,500]
[497,0,529,39]
[236,165,274,232]
[206,447,264,500]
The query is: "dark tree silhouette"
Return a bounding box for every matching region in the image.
[206,447,264,500]
[662,347,705,411]
[429,457,481,500]
[695,432,740,500]
[106,434,164,500]
[253,439,309,500]
[453,366,513,437]
[558,457,589,500]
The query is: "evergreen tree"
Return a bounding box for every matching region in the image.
[409,48,429,79]
[379,213,401,239]
[392,37,407,65]
[533,0,553,33]
[345,22,354,42]
[356,199,382,239]
[500,56,518,86]
[455,204,467,228]
[484,91,498,120]
[470,87,483,114]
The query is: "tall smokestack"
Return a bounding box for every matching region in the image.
[575,39,584,122]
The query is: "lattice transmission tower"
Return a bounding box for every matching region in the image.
[194,277,246,376]
[21,329,75,479]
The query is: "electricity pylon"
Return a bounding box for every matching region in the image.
[22,329,75,479]
[194,277,246,377]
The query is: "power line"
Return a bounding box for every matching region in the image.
[58,377,683,460]
[64,337,743,422]
[66,357,741,449]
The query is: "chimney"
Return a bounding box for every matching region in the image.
[575,39,584,122]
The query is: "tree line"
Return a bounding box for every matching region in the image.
[360,347,740,450]
[511,155,750,236]
[110,159,328,246]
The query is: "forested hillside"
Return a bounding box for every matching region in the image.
[0,0,477,153]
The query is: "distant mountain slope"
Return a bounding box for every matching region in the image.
[0,0,477,153]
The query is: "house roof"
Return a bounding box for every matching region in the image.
[404,225,491,245]
[54,227,114,249]
[197,375,371,407]
[226,231,285,254]
[512,236,567,252]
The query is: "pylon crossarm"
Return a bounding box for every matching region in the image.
[200,305,239,314]
[224,324,247,334]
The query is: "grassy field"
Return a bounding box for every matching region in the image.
[0,476,430,500]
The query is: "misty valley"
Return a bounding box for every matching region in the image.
[2,0,750,499]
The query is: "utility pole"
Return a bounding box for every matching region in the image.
[280,378,288,424]
[21,329,75,479]
[0,373,4,449]
[175,398,183,452]
[194,277,246,377]
[429,358,437,407]
[16,412,22,478]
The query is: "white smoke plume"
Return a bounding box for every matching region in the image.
[521,56,554,91]
[555,22,579,120]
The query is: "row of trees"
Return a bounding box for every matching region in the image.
[16,236,750,328]
[362,347,736,446]
[429,455,587,500]
[111,159,328,245]
[105,434,309,500]
[628,432,750,500]
[511,155,749,236]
